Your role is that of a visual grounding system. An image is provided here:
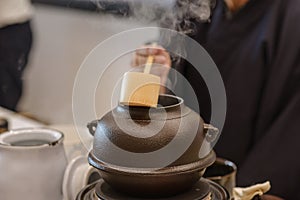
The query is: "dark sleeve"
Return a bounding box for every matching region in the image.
[0,21,32,111]
[237,2,300,199]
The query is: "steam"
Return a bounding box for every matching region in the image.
[160,0,214,35]
[91,0,214,35]
[91,0,215,64]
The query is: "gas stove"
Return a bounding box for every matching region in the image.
[76,178,229,200]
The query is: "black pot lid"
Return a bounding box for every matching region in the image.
[76,178,229,200]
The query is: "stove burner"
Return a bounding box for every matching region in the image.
[76,178,229,200]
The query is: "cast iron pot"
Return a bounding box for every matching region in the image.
[87,94,219,197]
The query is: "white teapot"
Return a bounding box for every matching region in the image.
[0,127,100,200]
[0,128,67,200]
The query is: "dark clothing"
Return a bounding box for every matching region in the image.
[0,21,32,111]
[174,0,300,198]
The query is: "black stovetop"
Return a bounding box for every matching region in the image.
[76,178,229,200]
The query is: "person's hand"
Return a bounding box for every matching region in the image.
[132,45,172,92]
[132,45,171,68]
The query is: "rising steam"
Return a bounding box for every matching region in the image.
[160,0,214,35]
[91,0,215,65]
[91,0,214,35]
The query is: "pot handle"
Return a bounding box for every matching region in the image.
[203,123,219,143]
[87,120,99,136]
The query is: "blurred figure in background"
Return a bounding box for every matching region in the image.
[134,0,300,199]
[0,0,33,111]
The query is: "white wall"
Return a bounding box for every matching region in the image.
[19,5,159,124]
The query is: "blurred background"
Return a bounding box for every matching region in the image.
[18,0,175,124]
